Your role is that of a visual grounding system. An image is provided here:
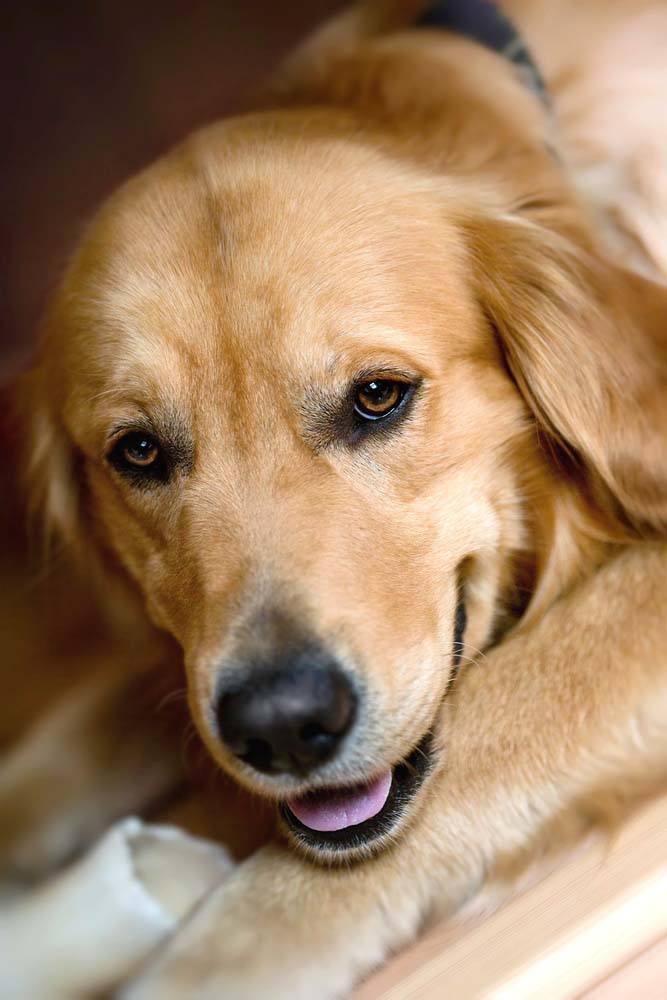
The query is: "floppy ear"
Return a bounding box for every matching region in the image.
[13,366,81,553]
[468,214,667,535]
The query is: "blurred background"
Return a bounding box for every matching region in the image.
[1,0,344,378]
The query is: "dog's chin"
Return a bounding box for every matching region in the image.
[278,731,436,863]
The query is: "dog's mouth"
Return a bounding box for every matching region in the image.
[280,731,435,855]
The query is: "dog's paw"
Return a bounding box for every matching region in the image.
[120,912,344,1000]
[121,957,345,1000]
[120,842,425,1000]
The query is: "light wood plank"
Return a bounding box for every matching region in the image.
[356,793,667,999]
[581,936,667,1000]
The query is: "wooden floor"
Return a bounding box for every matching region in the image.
[356,794,667,999]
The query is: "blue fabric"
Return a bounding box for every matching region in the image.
[416,0,550,106]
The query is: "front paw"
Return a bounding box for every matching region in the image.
[122,907,340,1000]
[122,844,427,1000]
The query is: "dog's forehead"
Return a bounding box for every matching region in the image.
[62,119,477,419]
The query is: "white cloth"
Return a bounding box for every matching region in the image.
[0,817,233,999]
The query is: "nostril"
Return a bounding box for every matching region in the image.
[239,737,274,773]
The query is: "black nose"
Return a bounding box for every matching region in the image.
[216,653,357,776]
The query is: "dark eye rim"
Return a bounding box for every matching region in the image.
[106,429,169,484]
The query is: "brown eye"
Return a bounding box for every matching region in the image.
[354,380,407,421]
[122,434,159,466]
[108,431,167,481]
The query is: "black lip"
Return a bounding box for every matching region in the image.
[280,731,435,855]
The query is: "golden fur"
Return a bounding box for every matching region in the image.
[2,1,667,995]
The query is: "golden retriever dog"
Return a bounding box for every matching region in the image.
[2,0,667,995]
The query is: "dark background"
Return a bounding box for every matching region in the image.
[1,0,343,378]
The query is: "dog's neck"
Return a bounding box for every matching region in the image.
[416,0,549,108]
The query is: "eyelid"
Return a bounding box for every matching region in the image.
[106,420,157,448]
[352,367,417,387]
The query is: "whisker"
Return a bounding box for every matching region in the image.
[155,686,188,714]
[459,642,489,665]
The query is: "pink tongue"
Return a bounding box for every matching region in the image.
[287,770,393,832]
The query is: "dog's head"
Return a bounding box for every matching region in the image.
[20,107,667,859]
